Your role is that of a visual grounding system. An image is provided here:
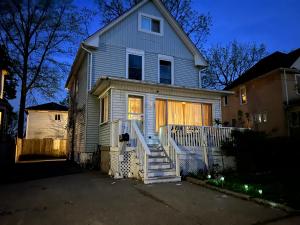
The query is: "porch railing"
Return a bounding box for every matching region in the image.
[167,125,234,147]
[130,121,151,179]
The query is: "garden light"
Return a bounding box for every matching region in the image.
[207,174,211,179]
[244,184,249,191]
[258,189,263,195]
[220,176,225,182]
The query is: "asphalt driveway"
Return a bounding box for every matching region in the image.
[0,162,299,225]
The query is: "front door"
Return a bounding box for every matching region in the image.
[128,95,144,132]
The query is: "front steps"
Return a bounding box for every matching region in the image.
[143,144,181,184]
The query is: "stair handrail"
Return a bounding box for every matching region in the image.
[131,120,151,180]
[165,125,181,177]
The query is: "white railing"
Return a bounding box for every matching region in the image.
[130,121,151,179]
[167,125,235,147]
[159,125,181,177]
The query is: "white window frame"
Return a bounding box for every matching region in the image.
[295,74,300,95]
[240,86,247,105]
[138,12,164,36]
[100,94,109,125]
[126,93,146,134]
[158,54,174,85]
[126,48,145,81]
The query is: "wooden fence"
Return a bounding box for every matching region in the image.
[15,138,68,161]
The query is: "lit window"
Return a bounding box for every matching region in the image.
[240,86,247,104]
[139,13,163,35]
[55,114,61,121]
[128,95,143,121]
[100,95,109,124]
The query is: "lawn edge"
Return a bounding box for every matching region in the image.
[186,177,299,214]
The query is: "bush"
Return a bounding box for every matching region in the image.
[221,130,300,173]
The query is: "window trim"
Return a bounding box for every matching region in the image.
[126,48,145,81]
[100,94,109,125]
[240,86,247,105]
[158,54,174,85]
[126,93,146,134]
[138,12,164,36]
[295,74,300,95]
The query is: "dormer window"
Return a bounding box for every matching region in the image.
[138,13,163,35]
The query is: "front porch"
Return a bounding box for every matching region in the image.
[110,119,241,184]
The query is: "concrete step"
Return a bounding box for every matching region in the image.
[149,162,172,170]
[150,151,165,157]
[148,169,176,178]
[144,176,181,184]
[148,157,169,163]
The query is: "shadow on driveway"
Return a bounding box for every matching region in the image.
[0,160,84,184]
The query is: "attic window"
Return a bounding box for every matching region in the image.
[139,13,163,35]
[55,114,61,121]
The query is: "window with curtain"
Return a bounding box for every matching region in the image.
[155,99,213,132]
[155,99,167,132]
[128,95,143,120]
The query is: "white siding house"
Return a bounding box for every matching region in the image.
[66,0,235,183]
[25,102,68,139]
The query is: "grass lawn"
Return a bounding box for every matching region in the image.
[189,172,300,210]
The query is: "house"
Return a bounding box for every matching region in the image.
[222,49,300,137]
[0,46,12,140]
[25,102,68,139]
[65,0,234,183]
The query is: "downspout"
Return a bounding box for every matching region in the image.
[81,44,93,90]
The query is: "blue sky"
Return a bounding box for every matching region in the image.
[9,0,300,110]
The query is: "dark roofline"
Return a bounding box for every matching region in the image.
[225,48,300,90]
[25,102,68,112]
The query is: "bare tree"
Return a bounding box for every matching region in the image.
[202,41,267,89]
[0,0,92,138]
[96,0,212,49]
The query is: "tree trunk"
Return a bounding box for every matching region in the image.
[17,80,27,138]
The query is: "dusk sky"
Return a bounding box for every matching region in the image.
[9,0,300,110]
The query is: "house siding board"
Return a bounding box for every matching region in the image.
[91,1,199,88]
[86,94,100,152]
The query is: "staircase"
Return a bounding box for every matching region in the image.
[143,144,181,184]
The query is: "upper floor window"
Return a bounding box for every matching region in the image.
[158,55,173,84]
[126,48,144,81]
[295,74,300,94]
[55,114,61,121]
[138,13,163,35]
[240,86,247,105]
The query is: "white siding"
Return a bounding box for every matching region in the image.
[26,111,68,139]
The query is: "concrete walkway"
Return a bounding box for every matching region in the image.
[0,171,299,225]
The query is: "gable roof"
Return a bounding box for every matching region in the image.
[65,0,208,89]
[84,0,207,67]
[225,48,300,90]
[25,102,68,112]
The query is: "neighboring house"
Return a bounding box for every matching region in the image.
[25,102,68,139]
[222,49,300,137]
[0,46,12,140]
[66,0,233,183]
